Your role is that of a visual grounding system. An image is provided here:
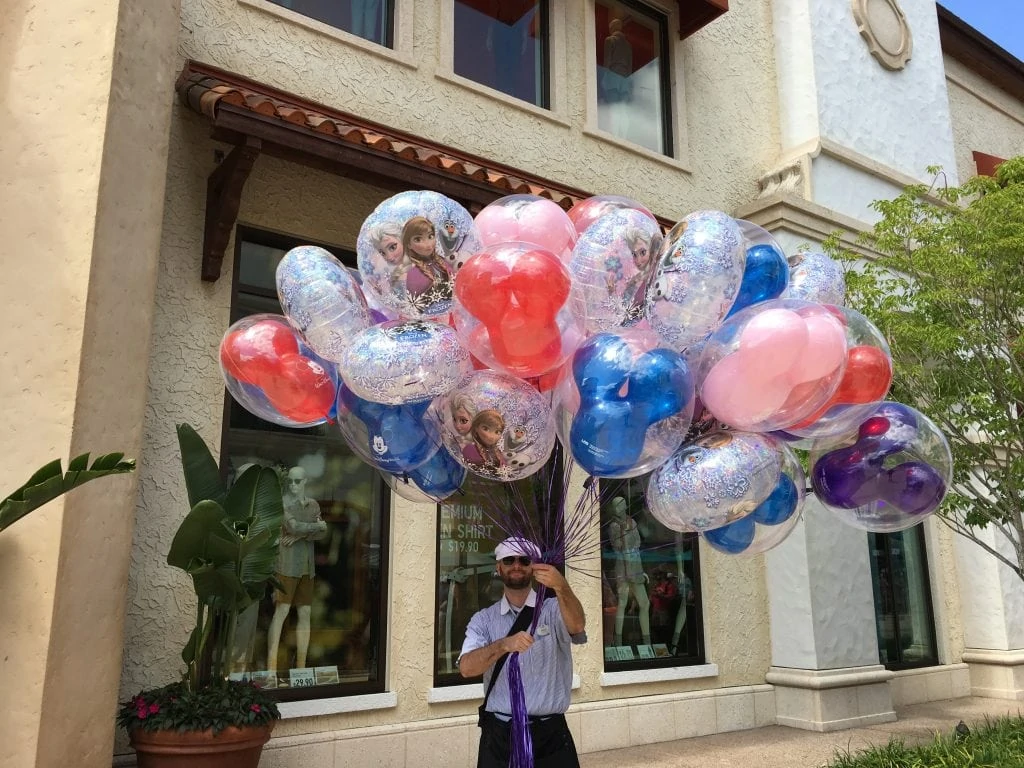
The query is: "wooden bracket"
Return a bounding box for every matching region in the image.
[677,0,728,40]
[202,137,261,282]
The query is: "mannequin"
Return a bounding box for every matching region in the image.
[267,467,328,677]
[669,532,695,655]
[601,17,633,136]
[607,496,651,647]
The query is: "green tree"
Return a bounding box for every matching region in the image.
[836,156,1024,579]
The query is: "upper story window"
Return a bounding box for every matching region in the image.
[595,0,673,156]
[269,0,395,46]
[600,475,704,669]
[221,226,391,700]
[454,0,550,108]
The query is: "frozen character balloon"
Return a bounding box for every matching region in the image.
[401,216,453,313]
[567,194,656,236]
[449,393,478,444]
[784,250,847,305]
[462,409,508,473]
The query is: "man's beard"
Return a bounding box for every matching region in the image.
[502,571,532,589]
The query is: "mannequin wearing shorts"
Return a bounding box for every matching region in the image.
[607,497,650,647]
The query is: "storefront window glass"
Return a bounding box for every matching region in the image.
[221,227,390,699]
[600,475,704,669]
[869,527,938,669]
[453,0,549,107]
[594,0,672,156]
[268,0,394,47]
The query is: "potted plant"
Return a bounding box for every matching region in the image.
[117,424,283,768]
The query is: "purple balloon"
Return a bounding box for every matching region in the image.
[878,461,946,516]
[811,451,882,509]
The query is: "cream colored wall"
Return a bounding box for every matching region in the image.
[944,55,1024,182]
[0,0,180,766]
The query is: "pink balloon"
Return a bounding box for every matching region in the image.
[515,200,576,262]
[701,353,791,431]
[788,312,846,384]
[475,205,521,246]
[738,308,808,378]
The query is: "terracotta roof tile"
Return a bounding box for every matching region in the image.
[174,61,589,210]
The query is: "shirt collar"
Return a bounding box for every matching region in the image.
[500,590,537,615]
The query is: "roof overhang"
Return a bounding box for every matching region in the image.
[937,5,1024,104]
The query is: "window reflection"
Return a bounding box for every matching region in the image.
[269,0,393,46]
[454,0,548,107]
[595,0,671,155]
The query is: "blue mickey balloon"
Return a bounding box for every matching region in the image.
[725,243,789,319]
[752,474,799,525]
[568,332,693,477]
[337,385,437,473]
[703,515,757,554]
[407,447,467,499]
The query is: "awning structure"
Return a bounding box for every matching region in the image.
[175,60,592,281]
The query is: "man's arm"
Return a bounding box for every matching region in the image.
[531,564,585,636]
[458,632,533,678]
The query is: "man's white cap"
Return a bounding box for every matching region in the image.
[494,537,542,562]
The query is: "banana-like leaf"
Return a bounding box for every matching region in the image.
[224,466,283,536]
[167,502,234,570]
[176,424,226,508]
[189,561,248,610]
[0,453,135,534]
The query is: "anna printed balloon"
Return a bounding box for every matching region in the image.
[430,371,556,482]
[566,194,656,237]
[276,245,374,362]
[809,402,952,533]
[568,208,664,334]
[647,211,746,351]
[356,191,482,319]
[646,431,783,533]
[342,319,472,405]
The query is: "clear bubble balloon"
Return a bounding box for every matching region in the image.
[701,438,805,555]
[474,194,577,263]
[784,250,847,305]
[810,402,952,533]
[568,208,664,334]
[646,431,783,533]
[453,242,585,379]
[430,371,556,482]
[725,221,789,319]
[336,384,439,474]
[356,191,482,319]
[784,305,893,439]
[219,314,339,427]
[381,448,467,503]
[342,319,472,405]
[697,299,847,432]
[566,194,656,237]
[647,211,746,351]
[554,328,694,478]
[275,245,374,362]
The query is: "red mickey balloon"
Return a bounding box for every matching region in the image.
[220,319,300,384]
[792,345,893,430]
[260,353,336,423]
[456,246,571,377]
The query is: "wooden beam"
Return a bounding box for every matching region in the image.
[202,137,261,282]
[677,0,728,40]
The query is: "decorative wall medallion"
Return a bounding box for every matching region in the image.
[852,0,912,71]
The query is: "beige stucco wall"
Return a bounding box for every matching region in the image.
[0,0,180,766]
[944,55,1024,182]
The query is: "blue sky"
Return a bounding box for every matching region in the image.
[938,0,1024,62]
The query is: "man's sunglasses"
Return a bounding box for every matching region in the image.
[500,556,532,566]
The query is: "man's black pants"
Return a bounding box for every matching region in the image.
[477,712,580,768]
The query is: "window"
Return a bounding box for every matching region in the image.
[434,456,562,685]
[268,0,394,46]
[453,0,550,107]
[869,527,938,670]
[594,0,673,156]
[600,476,704,669]
[221,226,390,700]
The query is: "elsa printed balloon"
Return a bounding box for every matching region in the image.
[430,371,556,482]
[646,431,783,533]
[784,250,847,305]
[341,320,472,405]
[276,245,374,363]
[568,208,663,334]
[646,211,745,351]
[356,191,482,319]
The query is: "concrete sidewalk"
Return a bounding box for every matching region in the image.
[580,697,1024,768]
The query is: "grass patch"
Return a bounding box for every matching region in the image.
[826,716,1024,768]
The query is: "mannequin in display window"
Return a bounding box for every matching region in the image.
[669,532,695,656]
[267,466,328,677]
[607,496,651,647]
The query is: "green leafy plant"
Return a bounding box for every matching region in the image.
[0,453,135,534]
[118,424,282,733]
[833,156,1024,579]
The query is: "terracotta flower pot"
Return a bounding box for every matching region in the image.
[129,722,274,768]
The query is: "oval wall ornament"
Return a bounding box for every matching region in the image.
[852,0,913,71]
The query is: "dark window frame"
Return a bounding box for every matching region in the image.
[221,223,392,701]
[869,526,939,672]
[268,0,396,48]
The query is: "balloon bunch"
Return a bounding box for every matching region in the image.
[215,189,952,552]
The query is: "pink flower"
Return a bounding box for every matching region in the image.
[136,708,148,720]
[133,696,147,708]
[148,703,160,714]
[250,704,261,713]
